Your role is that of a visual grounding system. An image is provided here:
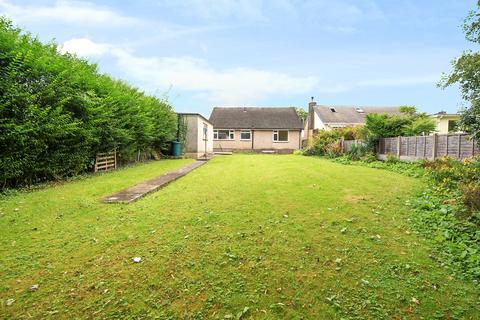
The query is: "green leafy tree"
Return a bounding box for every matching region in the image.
[403,117,436,136]
[295,107,308,123]
[399,105,417,116]
[363,107,435,151]
[0,17,177,188]
[440,2,480,138]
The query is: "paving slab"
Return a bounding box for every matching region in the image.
[101,161,207,204]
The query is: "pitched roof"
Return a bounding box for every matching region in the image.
[209,107,303,129]
[314,105,403,124]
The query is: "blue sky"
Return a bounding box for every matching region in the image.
[0,0,476,116]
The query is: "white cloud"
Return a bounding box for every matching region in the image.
[59,37,441,105]
[60,38,112,57]
[60,37,318,104]
[112,50,319,104]
[0,0,140,27]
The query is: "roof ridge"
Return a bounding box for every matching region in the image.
[209,106,303,129]
[213,106,295,109]
[315,105,401,108]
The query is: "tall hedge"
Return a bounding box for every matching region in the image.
[0,18,177,188]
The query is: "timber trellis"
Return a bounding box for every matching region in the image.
[366,133,478,161]
[94,149,117,172]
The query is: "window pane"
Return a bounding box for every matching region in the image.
[278,130,288,141]
[229,131,235,139]
[448,120,458,132]
[241,131,251,140]
[218,130,229,139]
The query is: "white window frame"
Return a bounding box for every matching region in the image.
[273,130,289,142]
[240,130,251,141]
[213,129,235,140]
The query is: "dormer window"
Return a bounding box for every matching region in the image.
[330,107,336,113]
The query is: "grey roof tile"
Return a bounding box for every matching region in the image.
[314,105,403,124]
[209,107,303,129]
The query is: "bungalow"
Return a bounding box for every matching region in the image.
[209,107,303,153]
[304,98,402,139]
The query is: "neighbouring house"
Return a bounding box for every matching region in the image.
[177,113,213,159]
[209,107,303,153]
[304,98,402,139]
[430,112,463,134]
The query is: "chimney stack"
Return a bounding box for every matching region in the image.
[307,97,317,139]
[308,96,317,108]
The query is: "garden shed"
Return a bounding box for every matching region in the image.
[177,113,214,159]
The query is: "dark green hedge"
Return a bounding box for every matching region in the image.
[0,18,177,188]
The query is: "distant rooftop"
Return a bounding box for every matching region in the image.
[313,105,403,124]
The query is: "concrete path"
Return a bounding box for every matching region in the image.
[101,161,207,204]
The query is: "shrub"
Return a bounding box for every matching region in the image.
[359,152,377,163]
[386,153,399,163]
[362,107,435,154]
[423,156,480,214]
[293,149,304,156]
[345,143,370,161]
[305,127,363,157]
[324,142,342,158]
[0,18,178,188]
[461,182,480,212]
[364,107,435,139]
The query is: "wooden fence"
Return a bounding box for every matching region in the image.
[341,139,364,153]
[94,149,117,172]
[343,133,478,161]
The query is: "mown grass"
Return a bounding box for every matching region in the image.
[0,155,478,319]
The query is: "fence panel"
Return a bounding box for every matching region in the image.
[344,133,478,162]
[379,134,477,161]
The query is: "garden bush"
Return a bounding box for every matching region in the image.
[304,127,363,157]
[0,18,177,188]
[344,143,375,161]
[360,107,436,154]
[423,157,480,214]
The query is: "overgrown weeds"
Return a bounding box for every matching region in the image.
[304,127,364,157]
[332,155,480,284]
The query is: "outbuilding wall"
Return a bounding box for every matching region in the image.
[181,114,213,159]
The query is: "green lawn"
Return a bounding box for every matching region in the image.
[0,155,478,319]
